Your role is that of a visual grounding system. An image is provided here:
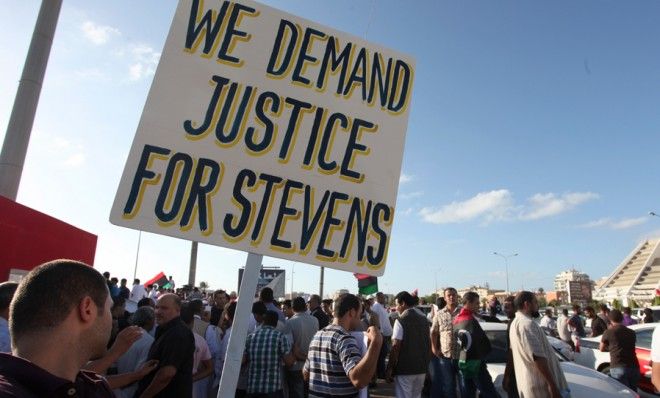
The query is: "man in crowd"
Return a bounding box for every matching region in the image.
[260,287,285,322]
[109,277,121,300]
[135,293,195,397]
[510,291,568,398]
[286,297,318,398]
[585,306,607,338]
[0,282,18,353]
[210,290,229,326]
[115,306,156,398]
[600,309,640,390]
[282,299,294,320]
[119,279,130,300]
[556,308,573,349]
[130,279,147,302]
[568,305,586,338]
[598,304,611,326]
[245,310,296,397]
[371,292,393,380]
[539,308,556,334]
[622,307,637,326]
[180,305,213,398]
[502,295,519,398]
[0,260,115,396]
[304,293,382,398]
[453,291,499,398]
[430,287,461,398]
[386,291,431,397]
[308,294,329,330]
[321,299,334,318]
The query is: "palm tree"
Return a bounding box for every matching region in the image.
[199,281,209,293]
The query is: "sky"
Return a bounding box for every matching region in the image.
[1,0,660,298]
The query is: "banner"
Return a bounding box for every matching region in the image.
[110,0,415,276]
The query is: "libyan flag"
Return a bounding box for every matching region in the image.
[144,272,171,289]
[354,273,378,295]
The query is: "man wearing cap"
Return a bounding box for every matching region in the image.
[308,294,329,330]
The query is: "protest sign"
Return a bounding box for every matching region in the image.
[110,0,415,277]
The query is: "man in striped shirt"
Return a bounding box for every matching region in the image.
[244,310,296,397]
[304,294,382,398]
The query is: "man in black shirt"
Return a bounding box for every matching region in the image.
[136,293,195,397]
[585,306,607,337]
[308,294,329,330]
[600,309,640,390]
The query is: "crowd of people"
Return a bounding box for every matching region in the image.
[1,260,659,398]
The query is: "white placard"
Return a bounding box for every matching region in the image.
[110,0,415,276]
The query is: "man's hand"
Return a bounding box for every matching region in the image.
[366,326,382,347]
[137,360,159,378]
[110,326,143,355]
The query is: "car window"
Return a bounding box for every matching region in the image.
[485,330,508,363]
[636,329,653,350]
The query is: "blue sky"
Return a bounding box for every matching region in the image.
[2,1,660,297]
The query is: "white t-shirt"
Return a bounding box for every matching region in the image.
[130,284,147,301]
[371,302,393,337]
[651,324,660,362]
[392,319,404,340]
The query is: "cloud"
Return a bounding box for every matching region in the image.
[400,191,424,200]
[128,45,160,81]
[419,189,513,224]
[519,192,599,220]
[63,153,86,167]
[580,217,647,230]
[81,21,120,45]
[74,68,106,80]
[398,207,414,216]
[399,173,413,184]
[420,190,598,225]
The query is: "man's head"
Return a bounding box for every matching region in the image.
[545,308,553,318]
[376,292,386,305]
[111,297,126,318]
[572,304,581,315]
[513,291,539,318]
[292,297,306,313]
[133,278,140,285]
[146,284,153,291]
[189,299,204,315]
[138,297,155,308]
[155,293,182,326]
[503,295,516,319]
[130,306,155,331]
[110,277,118,286]
[103,271,110,280]
[282,299,293,318]
[584,306,596,319]
[599,304,609,314]
[394,291,415,314]
[562,308,569,317]
[0,282,18,320]
[180,304,194,328]
[444,287,458,309]
[213,290,229,309]
[263,310,279,328]
[334,294,362,330]
[252,301,267,324]
[609,309,623,324]
[259,287,274,303]
[623,307,632,316]
[120,278,127,287]
[308,294,321,310]
[225,301,237,323]
[463,291,480,312]
[10,260,112,360]
[169,276,173,281]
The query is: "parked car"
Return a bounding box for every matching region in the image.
[482,322,639,397]
[573,323,658,396]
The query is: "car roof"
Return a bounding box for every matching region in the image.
[480,321,508,331]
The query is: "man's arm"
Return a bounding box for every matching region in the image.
[84,326,142,373]
[430,328,440,357]
[385,339,401,382]
[347,326,383,389]
[106,360,158,389]
[533,356,562,398]
[138,365,177,398]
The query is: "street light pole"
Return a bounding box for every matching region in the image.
[493,252,518,294]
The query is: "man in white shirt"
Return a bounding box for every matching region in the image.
[539,309,556,333]
[0,282,18,353]
[372,292,393,379]
[556,308,572,349]
[129,279,147,302]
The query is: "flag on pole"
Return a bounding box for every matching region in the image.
[354,273,378,295]
[144,272,169,289]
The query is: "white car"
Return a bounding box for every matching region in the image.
[573,323,658,397]
[481,322,639,397]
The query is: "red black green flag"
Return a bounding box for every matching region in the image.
[354,273,378,295]
[144,272,169,289]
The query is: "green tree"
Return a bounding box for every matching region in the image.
[654,296,660,306]
[612,298,622,310]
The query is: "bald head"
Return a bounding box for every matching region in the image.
[155,293,182,326]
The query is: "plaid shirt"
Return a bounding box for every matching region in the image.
[245,325,291,394]
[431,305,461,359]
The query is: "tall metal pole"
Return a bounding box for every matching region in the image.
[319,267,325,298]
[188,241,198,287]
[493,252,518,294]
[0,0,63,200]
[132,231,142,281]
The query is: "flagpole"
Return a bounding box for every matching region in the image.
[132,230,142,281]
[319,266,325,298]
